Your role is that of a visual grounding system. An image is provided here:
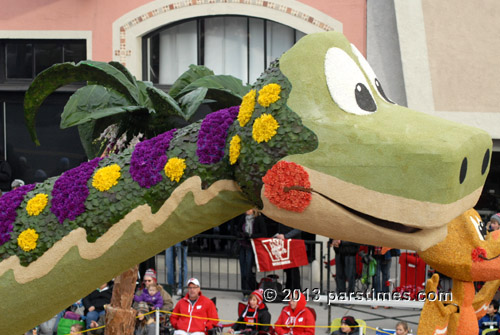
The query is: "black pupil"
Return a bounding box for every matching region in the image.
[459,157,467,184]
[375,78,394,104]
[482,149,490,175]
[354,84,376,112]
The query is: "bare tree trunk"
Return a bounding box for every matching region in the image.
[105,265,138,335]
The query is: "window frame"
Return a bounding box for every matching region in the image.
[142,15,303,87]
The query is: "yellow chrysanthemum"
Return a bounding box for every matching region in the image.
[26,193,48,216]
[238,90,256,127]
[17,228,39,252]
[252,114,280,143]
[229,135,241,165]
[164,157,186,183]
[92,164,121,192]
[257,83,281,107]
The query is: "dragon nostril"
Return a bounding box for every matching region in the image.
[459,157,468,184]
[482,149,490,175]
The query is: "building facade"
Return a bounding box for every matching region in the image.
[1,0,499,211]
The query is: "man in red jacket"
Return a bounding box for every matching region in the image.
[171,278,219,335]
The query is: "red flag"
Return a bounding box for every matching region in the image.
[251,238,309,272]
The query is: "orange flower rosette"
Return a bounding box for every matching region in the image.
[262,161,311,212]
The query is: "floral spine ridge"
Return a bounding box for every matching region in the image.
[130,129,177,188]
[17,228,39,252]
[238,90,256,127]
[26,193,49,216]
[51,157,102,223]
[92,164,121,192]
[164,157,186,183]
[0,184,36,246]
[197,106,239,164]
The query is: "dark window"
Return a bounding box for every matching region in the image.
[6,43,33,79]
[1,39,86,82]
[0,39,88,188]
[0,94,87,186]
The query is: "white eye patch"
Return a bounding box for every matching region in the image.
[324,47,377,115]
[350,43,394,104]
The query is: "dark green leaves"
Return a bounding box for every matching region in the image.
[24,61,141,144]
[61,85,133,128]
[168,64,214,99]
[24,61,248,155]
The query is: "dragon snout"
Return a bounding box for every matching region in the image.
[459,148,490,184]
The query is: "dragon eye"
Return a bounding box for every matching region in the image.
[351,44,395,104]
[324,47,377,115]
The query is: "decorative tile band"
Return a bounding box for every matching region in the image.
[115,0,334,65]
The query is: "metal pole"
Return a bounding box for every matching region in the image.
[156,308,160,335]
[327,242,331,333]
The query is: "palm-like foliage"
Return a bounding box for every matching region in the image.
[24,61,250,158]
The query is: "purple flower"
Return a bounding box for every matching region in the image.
[130,129,177,188]
[51,158,102,223]
[0,184,36,246]
[197,106,239,164]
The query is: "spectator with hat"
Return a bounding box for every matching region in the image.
[11,178,24,190]
[229,288,271,335]
[136,268,173,311]
[274,291,315,335]
[487,213,500,232]
[331,316,359,335]
[170,278,219,335]
[134,301,156,335]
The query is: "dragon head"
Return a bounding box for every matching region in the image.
[243,32,493,251]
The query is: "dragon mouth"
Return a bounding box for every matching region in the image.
[285,185,421,234]
[479,253,500,261]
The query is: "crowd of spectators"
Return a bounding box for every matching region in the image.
[27,210,500,334]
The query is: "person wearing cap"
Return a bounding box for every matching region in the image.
[170,278,219,335]
[274,291,315,335]
[487,213,500,232]
[229,288,271,335]
[11,178,24,190]
[331,316,359,335]
[134,301,156,335]
[137,268,174,311]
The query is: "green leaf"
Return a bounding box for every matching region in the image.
[178,87,208,120]
[146,86,183,117]
[136,81,155,112]
[61,85,131,128]
[108,61,137,86]
[168,65,214,99]
[24,60,140,145]
[179,74,250,98]
[68,106,148,127]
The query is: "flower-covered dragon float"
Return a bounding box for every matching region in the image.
[0,32,494,334]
